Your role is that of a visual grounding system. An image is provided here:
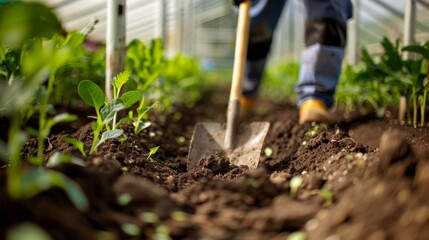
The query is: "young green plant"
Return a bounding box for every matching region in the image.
[77,71,142,154]
[78,80,123,154]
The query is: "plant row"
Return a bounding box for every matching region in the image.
[0,2,204,211]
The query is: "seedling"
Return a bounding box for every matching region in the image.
[147,146,160,161]
[171,211,187,222]
[62,137,86,156]
[286,231,306,240]
[121,223,140,236]
[290,176,303,199]
[118,193,132,206]
[264,147,273,158]
[319,188,333,206]
[140,212,159,223]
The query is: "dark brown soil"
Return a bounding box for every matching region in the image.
[1,94,429,240]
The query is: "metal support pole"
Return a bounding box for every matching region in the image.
[175,0,182,54]
[404,0,416,60]
[159,0,167,46]
[348,0,359,65]
[106,0,126,100]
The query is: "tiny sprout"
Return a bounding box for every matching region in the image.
[121,223,140,236]
[345,154,354,160]
[147,146,160,161]
[154,225,170,240]
[290,176,303,199]
[119,137,127,143]
[247,178,260,188]
[121,166,128,172]
[173,112,183,121]
[139,212,159,223]
[319,188,333,206]
[118,193,132,206]
[171,211,187,222]
[264,147,273,158]
[287,231,307,240]
[176,136,185,144]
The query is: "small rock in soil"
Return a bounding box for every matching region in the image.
[377,130,411,172]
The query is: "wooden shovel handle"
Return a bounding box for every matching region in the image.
[225,0,251,149]
[230,0,250,102]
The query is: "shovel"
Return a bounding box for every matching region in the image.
[187,0,270,170]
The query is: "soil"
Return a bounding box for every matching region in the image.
[1,92,429,240]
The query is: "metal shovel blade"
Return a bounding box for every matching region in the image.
[187,122,270,170]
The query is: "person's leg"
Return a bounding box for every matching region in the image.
[296,0,352,123]
[242,0,287,99]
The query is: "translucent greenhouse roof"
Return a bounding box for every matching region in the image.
[23,0,429,67]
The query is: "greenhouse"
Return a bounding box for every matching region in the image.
[1,0,429,239]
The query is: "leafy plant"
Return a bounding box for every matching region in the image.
[0,2,89,209]
[336,38,429,127]
[402,42,429,126]
[78,80,123,154]
[127,39,164,93]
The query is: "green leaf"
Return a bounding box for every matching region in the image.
[121,90,141,108]
[63,31,86,48]
[45,113,77,134]
[147,146,160,160]
[0,2,62,47]
[402,45,429,59]
[100,98,125,124]
[381,37,403,71]
[78,80,106,110]
[137,103,156,117]
[116,117,133,126]
[134,121,151,135]
[112,71,131,91]
[19,169,89,211]
[62,137,86,156]
[94,129,123,150]
[46,153,86,168]
[6,223,52,240]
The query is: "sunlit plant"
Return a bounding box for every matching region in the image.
[290,176,303,199]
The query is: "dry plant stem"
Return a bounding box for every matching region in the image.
[399,96,407,122]
[421,84,428,127]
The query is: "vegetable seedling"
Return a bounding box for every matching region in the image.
[78,80,124,154]
[147,146,160,161]
[319,188,333,206]
[62,137,86,156]
[290,176,303,199]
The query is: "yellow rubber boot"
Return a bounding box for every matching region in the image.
[299,99,332,124]
[240,96,256,118]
